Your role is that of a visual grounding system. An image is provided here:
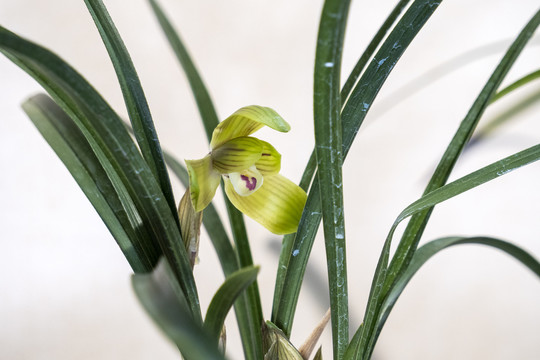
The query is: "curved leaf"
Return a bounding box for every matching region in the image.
[132,259,225,360]
[147,0,220,140]
[84,0,177,222]
[0,26,200,320]
[22,93,155,272]
[272,0,443,339]
[147,2,263,353]
[313,0,352,356]
[374,236,540,348]
[204,266,260,344]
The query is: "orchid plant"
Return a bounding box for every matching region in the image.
[2,0,540,359]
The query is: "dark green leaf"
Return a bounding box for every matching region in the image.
[271,150,317,318]
[490,68,540,103]
[148,2,263,354]
[341,0,411,101]
[204,266,260,344]
[132,259,225,360]
[358,142,540,359]
[22,93,156,273]
[373,236,540,351]
[468,69,540,146]
[148,0,219,140]
[84,0,178,223]
[0,26,200,321]
[383,7,540,306]
[313,0,351,357]
[356,8,540,360]
[272,0,442,340]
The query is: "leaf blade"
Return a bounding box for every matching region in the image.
[204,266,260,343]
[22,93,156,272]
[132,259,225,360]
[0,26,200,320]
[313,0,352,357]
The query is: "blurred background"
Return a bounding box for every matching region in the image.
[1,0,540,359]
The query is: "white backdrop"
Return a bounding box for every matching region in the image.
[1,0,540,359]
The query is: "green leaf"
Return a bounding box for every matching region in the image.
[166,154,262,360]
[490,68,540,104]
[469,69,540,145]
[84,0,178,223]
[469,87,540,149]
[204,266,260,344]
[148,0,220,141]
[397,144,540,223]
[132,259,225,360]
[313,0,351,357]
[357,142,540,359]
[271,149,317,319]
[148,2,263,356]
[340,0,411,101]
[272,0,442,340]
[223,196,264,360]
[382,7,540,314]
[373,236,540,351]
[22,93,156,273]
[354,5,540,360]
[0,25,201,321]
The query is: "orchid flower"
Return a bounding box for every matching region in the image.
[185,106,307,235]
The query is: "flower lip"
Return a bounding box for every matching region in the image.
[241,175,257,191]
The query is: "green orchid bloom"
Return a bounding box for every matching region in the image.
[185,105,307,235]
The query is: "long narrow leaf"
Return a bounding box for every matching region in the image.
[83,0,177,221]
[313,0,351,357]
[148,2,263,356]
[490,68,540,103]
[272,0,442,338]
[341,0,411,101]
[204,266,260,343]
[148,0,219,139]
[469,88,540,149]
[0,26,200,320]
[132,259,225,360]
[468,69,540,146]
[271,150,317,317]
[374,236,540,349]
[352,8,540,360]
[22,93,156,272]
[357,141,540,359]
[384,7,540,303]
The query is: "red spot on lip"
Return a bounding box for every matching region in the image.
[241,175,257,191]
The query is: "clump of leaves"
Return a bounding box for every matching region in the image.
[2,0,540,359]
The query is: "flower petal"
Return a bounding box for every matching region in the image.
[210,106,291,149]
[255,140,281,175]
[224,174,307,235]
[185,155,221,212]
[211,136,263,174]
[228,165,264,196]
